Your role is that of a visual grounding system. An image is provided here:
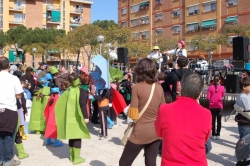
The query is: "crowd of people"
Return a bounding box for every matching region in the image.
[1,39,250,166]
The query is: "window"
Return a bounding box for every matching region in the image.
[131,18,139,27]
[203,1,216,12]
[140,16,149,24]
[228,36,236,45]
[121,21,127,27]
[131,4,140,13]
[132,32,139,40]
[63,23,65,29]
[63,10,65,17]
[42,25,47,29]
[121,8,127,15]
[172,26,180,33]
[14,13,23,23]
[155,0,163,4]
[141,31,149,39]
[22,14,26,19]
[173,9,180,17]
[188,5,199,15]
[0,16,2,28]
[139,1,149,11]
[15,0,21,6]
[187,23,199,32]
[0,49,3,55]
[0,0,2,14]
[228,0,238,6]
[43,0,52,5]
[63,1,65,9]
[155,29,163,36]
[155,13,163,21]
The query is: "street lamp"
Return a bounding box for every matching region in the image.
[32,47,37,67]
[13,51,17,64]
[97,35,104,55]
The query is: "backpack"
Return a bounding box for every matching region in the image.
[235,132,250,162]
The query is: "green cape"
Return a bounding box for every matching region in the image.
[55,85,90,140]
[29,87,50,132]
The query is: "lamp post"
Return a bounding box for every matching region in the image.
[32,48,37,67]
[97,35,104,55]
[13,51,17,64]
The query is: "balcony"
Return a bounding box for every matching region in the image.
[70,8,82,14]
[9,5,23,12]
[47,5,60,11]
[9,18,23,25]
[70,0,93,5]
[47,17,61,24]
[70,19,81,27]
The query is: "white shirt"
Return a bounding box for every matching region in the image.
[147,52,163,63]
[0,71,23,111]
[167,48,187,57]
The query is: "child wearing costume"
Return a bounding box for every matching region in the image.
[44,86,63,147]
[55,73,90,165]
[90,88,113,140]
[29,77,51,134]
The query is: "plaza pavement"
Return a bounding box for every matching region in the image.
[17,107,239,166]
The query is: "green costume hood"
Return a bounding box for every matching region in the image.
[55,81,90,140]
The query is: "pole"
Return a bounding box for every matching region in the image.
[33,53,35,67]
[76,50,80,71]
[88,54,90,72]
[100,43,102,55]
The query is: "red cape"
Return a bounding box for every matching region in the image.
[44,94,59,139]
[112,88,127,116]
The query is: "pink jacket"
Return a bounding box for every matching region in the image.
[207,85,225,109]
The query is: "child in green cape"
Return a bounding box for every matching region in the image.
[55,72,90,165]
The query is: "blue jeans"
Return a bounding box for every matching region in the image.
[0,131,15,166]
[238,125,250,139]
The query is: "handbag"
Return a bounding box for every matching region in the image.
[121,83,156,146]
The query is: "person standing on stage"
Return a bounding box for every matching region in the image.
[163,40,187,69]
[147,46,163,72]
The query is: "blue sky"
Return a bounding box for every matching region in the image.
[91,1,118,23]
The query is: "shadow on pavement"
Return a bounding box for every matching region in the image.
[211,138,236,149]
[89,160,106,166]
[222,126,239,135]
[108,137,122,146]
[87,123,101,136]
[207,152,236,166]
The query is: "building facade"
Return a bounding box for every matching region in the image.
[1,0,93,68]
[118,0,250,59]
[2,0,93,32]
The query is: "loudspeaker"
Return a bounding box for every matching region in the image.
[233,36,249,60]
[117,47,128,63]
[226,74,240,93]
[162,54,167,65]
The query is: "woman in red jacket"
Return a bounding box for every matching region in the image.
[207,76,225,140]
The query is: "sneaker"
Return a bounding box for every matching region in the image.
[216,136,220,140]
[99,136,108,140]
[212,136,216,140]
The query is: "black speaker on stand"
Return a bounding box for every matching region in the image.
[233,36,249,60]
[226,74,240,93]
[117,47,128,63]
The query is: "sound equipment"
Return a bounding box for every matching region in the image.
[233,36,249,60]
[226,74,240,93]
[232,61,245,71]
[162,54,167,65]
[117,47,128,63]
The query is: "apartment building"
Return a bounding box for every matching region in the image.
[118,0,250,59]
[2,0,93,32]
[1,0,93,67]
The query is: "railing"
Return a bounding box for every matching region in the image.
[73,8,82,13]
[46,5,60,11]
[70,20,81,24]
[9,5,23,10]
[13,18,23,23]
[47,17,60,22]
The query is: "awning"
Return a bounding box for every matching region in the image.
[187,22,199,25]
[172,25,180,28]
[70,24,80,27]
[225,16,238,23]
[47,49,59,53]
[140,1,149,6]
[201,19,216,28]
[8,50,23,63]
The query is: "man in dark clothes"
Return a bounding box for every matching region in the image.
[55,66,68,91]
[162,56,191,101]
